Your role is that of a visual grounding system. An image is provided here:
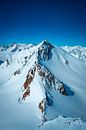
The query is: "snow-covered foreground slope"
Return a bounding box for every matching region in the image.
[0,41,86,130]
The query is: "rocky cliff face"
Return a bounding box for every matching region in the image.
[38,40,54,61]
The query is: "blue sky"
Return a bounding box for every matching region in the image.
[0,0,86,46]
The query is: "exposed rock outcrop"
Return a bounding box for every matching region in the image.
[22,87,30,100]
[22,65,36,100]
[57,84,67,96]
[38,40,54,61]
[14,69,21,75]
[38,98,46,114]
[6,59,10,66]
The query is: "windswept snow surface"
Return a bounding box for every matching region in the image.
[0,41,86,130]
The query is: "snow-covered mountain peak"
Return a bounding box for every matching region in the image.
[0,41,86,129]
[39,40,51,45]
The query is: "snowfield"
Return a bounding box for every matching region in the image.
[0,41,86,130]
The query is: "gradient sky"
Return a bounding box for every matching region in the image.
[0,0,86,46]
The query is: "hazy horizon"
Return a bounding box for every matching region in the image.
[0,40,86,47]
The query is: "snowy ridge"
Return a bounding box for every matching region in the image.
[62,46,86,62]
[0,41,86,130]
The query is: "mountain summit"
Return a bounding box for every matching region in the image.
[0,41,86,130]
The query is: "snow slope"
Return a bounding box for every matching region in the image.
[0,41,86,130]
[62,46,86,62]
